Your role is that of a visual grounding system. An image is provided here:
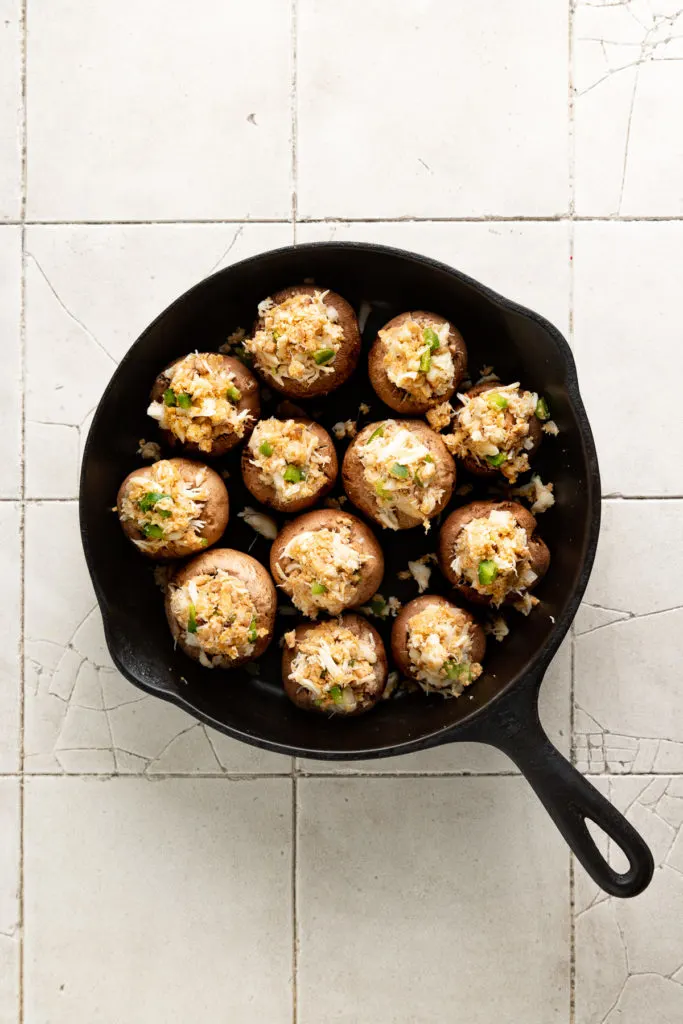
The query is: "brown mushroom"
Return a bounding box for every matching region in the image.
[242,417,338,513]
[391,594,486,694]
[448,381,542,480]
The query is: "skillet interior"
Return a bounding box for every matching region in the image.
[80,242,599,759]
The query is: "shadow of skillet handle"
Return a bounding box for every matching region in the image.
[460,670,655,898]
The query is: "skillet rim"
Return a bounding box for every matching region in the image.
[79,240,601,760]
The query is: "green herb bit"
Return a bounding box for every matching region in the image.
[487,393,508,411]
[272,330,281,341]
[328,685,344,706]
[374,480,392,500]
[138,491,169,513]
[142,522,164,539]
[259,441,273,457]
[414,469,424,487]
[163,388,177,407]
[535,397,550,421]
[311,582,328,595]
[314,348,335,365]
[177,392,192,410]
[226,385,242,402]
[283,464,303,483]
[157,509,172,519]
[390,463,409,479]
[419,351,432,373]
[423,454,434,463]
[370,595,386,615]
[247,617,258,643]
[478,559,499,586]
[423,326,440,351]
[486,451,507,468]
[187,603,198,633]
[366,425,385,444]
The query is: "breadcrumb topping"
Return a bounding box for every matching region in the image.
[119,460,211,554]
[245,290,344,387]
[147,353,253,452]
[451,509,537,606]
[444,383,538,483]
[407,604,482,696]
[289,621,379,712]
[426,401,455,432]
[246,418,331,504]
[274,523,370,618]
[358,420,444,531]
[169,570,267,665]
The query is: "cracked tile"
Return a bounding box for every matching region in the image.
[26,1,292,219]
[24,777,292,1023]
[298,776,569,1023]
[24,502,291,775]
[24,223,292,498]
[0,503,20,774]
[297,0,569,218]
[575,776,683,1024]
[0,228,21,499]
[575,0,683,214]
[0,780,19,1024]
[297,220,571,338]
[0,3,21,220]
[573,224,683,495]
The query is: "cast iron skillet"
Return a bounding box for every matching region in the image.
[80,242,654,898]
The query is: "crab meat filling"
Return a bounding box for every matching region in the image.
[407,604,483,697]
[289,622,378,712]
[245,291,344,387]
[147,353,252,452]
[451,509,537,606]
[444,383,538,483]
[358,420,444,531]
[275,525,369,618]
[247,418,331,503]
[380,318,454,402]
[119,460,211,554]
[169,570,267,665]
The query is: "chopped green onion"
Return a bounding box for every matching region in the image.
[486,451,507,468]
[314,348,335,365]
[283,464,302,483]
[142,523,164,539]
[535,397,550,421]
[138,491,169,512]
[374,480,392,500]
[272,330,281,341]
[445,660,472,683]
[328,685,344,706]
[366,426,385,444]
[414,469,424,487]
[248,617,258,643]
[177,393,192,410]
[311,582,328,595]
[199,537,209,547]
[487,393,508,411]
[163,388,177,407]
[424,454,434,463]
[419,351,432,373]
[390,463,409,479]
[259,441,273,457]
[226,385,241,402]
[157,509,172,519]
[423,326,440,350]
[187,602,198,633]
[478,559,498,586]
[370,595,386,615]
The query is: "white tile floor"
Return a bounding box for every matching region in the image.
[1,1,683,1021]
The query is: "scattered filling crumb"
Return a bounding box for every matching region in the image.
[237,506,278,540]
[358,420,444,531]
[244,290,344,387]
[169,570,268,666]
[359,402,371,415]
[118,460,211,554]
[513,593,540,616]
[147,353,252,452]
[426,401,455,432]
[543,420,559,436]
[274,523,370,618]
[288,621,379,713]
[444,383,539,483]
[512,474,556,515]
[323,495,348,510]
[407,604,483,697]
[397,553,437,593]
[484,615,510,642]
[359,593,402,619]
[246,418,331,504]
[332,419,357,440]
[137,438,162,461]
[380,318,454,403]
[451,509,537,606]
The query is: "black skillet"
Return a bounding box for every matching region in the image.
[80,242,654,898]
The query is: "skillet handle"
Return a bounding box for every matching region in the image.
[474,679,654,898]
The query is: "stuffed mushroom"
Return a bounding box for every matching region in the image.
[270,510,384,619]
[443,381,543,483]
[148,352,260,456]
[282,613,388,715]
[165,549,276,668]
[391,595,486,697]
[342,419,455,531]
[243,285,361,398]
[242,417,338,513]
[368,310,467,414]
[438,500,550,611]
[117,458,229,559]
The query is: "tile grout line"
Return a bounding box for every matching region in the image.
[568,3,577,1022]
[4,215,683,227]
[290,0,298,244]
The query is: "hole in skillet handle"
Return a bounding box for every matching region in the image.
[462,670,654,898]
